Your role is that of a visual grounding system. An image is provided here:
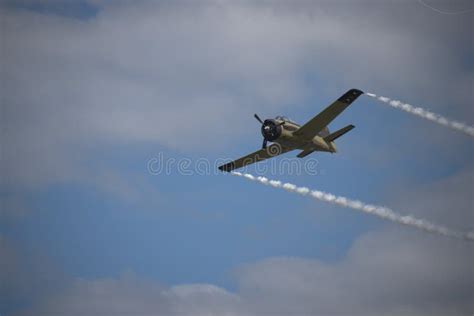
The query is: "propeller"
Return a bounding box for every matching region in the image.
[255,114,267,148]
[254,114,285,149]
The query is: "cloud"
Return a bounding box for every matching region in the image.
[12,229,473,316]
[14,272,243,316]
[1,0,472,191]
[8,167,473,316]
[1,2,472,312]
[0,236,68,314]
[245,232,472,316]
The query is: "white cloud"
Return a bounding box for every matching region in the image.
[14,272,244,316]
[1,0,472,190]
[9,167,474,316]
[1,2,472,315]
[12,229,472,316]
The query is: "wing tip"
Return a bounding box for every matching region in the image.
[338,88,364,104]
[218,163,234,172]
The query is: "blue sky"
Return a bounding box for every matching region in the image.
[1,1,473,315]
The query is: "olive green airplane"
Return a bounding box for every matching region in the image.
[218,89,363,172]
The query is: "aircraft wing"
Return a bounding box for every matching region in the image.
[293,89,363,140]
[218,143,293,172]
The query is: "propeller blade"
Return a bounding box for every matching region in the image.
[254,114,263,124]
[262,139,267,149]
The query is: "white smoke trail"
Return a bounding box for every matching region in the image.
[231,172,474,241]
[365,92,474,137]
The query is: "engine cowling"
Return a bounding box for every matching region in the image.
[261,119,282,141]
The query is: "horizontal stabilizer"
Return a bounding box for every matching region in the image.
[324,124,355,142]
[297,148,316,158]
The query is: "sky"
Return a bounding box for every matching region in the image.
[1,0,473,315]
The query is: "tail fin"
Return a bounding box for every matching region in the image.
[297,148,316,158]
[324,125,355,142]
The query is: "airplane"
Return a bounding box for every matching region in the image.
[218,88,364,172]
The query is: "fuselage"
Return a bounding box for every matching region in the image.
[272,117,335,153]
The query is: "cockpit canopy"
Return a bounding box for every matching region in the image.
[275,115,298,125]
